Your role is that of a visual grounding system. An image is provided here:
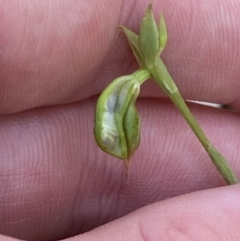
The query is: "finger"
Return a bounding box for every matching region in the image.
[0,236,18,241]
[0,98,239,240]
[75,185,240,241]
[2,0,240,113]
[2,185,240,241]
[1,0,122,113]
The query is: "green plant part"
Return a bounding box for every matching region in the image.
[158,14,168,55]
[119,26,145,68]
[94,4,239,185]
[137,5,238,184]
[138,4,159,68]
[94,69,150,164]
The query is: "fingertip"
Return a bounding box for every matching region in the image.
[72,185,240,241]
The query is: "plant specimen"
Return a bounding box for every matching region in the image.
[94,4,238,185]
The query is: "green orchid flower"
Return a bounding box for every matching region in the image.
[94,4,238,185]
[94,69,150,163]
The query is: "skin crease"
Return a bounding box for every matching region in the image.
[1,0,240,240]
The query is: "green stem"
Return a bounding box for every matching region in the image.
[132,68,151,85]
[148,58,239,185]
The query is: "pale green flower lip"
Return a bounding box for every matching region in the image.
[94,69,150,161]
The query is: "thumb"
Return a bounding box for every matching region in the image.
[75,185,240,241]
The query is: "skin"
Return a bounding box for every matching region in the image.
[1,0,240,240]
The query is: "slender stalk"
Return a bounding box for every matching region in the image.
[132,68,151,85]
[149,58,239,185]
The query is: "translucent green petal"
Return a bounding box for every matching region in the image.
[94,69,150,160]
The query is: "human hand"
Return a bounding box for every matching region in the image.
[1,0,240,240]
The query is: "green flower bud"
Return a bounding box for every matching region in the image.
[138,5,168,68]
[94,69,150,162]
[138,4,159,68]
